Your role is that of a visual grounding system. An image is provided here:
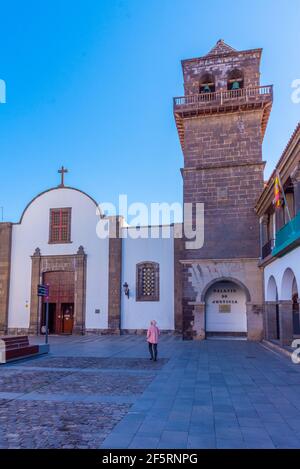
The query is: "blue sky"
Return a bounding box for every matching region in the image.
[0,0,299,222]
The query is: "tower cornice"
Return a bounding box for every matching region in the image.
[173,85,273,151]
[181,47,262,68]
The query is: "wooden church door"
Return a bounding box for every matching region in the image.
[42,271,75,335]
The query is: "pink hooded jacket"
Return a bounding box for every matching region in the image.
[147,320,160,344]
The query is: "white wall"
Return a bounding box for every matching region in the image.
[264,246,300,301]
[121,226,174,330]
[8,187,109,330]
[206,281,247,332]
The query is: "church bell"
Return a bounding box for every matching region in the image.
[231,80,240,90]
[202,84,211,93]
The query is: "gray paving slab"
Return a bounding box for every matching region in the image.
[1,335,300,448]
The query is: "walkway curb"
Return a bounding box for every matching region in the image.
[261,339,292,359]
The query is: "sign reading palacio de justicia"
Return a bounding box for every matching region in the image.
[211,287,238,304]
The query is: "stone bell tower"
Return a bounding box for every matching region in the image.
[173,40,273,340]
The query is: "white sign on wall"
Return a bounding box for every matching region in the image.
[206,282,247,333]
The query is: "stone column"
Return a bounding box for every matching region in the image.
[174,227,183,334]
[0,223,12,334]
[73,246,87,335]
[107,216,123,334]
[259,215,269,258]
[264,301,279,340]
[291,163,300,215]
[189,302,205,340]
[278,300,293,346]
[182,262,198,340]
[29,248,42,335]
[246,303,264,341]
[293,297,300,337]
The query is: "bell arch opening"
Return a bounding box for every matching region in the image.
[199,73,215,94]
[227,68,244,90]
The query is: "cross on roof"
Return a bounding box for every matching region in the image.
[58,166,68,187]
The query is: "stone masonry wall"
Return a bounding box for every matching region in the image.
[0,223,12,334]
[107,217,122,333]
[183,111,263,168]
[177,44,268,340]
[182,49,261,95]
[183,111,264,260]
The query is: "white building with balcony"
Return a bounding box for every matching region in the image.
[256,123,300,346]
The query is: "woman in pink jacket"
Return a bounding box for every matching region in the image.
[147,320,160,361]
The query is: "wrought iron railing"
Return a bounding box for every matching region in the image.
[262,238,275,259]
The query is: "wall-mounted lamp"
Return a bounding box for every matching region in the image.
[123,282,130,299]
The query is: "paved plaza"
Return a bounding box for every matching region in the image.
[1,335,300,448]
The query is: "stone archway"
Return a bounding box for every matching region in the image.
[275,268,299,345]
[29,246,87,335]
[281,268,297,300]
[204,279,248,337]
[266,275,278,302]
[201,276,251,303]
[184,260,263,341]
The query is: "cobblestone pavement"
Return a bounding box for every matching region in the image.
[0,399,130,449]
[0,367,154,395]
[0,370,71,393]
[19,356,168,370]
[35,371,155,395]
[2,335,300,448]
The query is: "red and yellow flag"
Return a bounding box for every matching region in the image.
[274,175,281,208]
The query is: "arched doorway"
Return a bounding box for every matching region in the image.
[281,268,297,300]
[280,268,299,335]
[41,271,75,335]
[266,275,278,302]
[205,280,247,337]
[266,275,280,339]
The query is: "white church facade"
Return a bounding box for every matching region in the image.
[1,40,299,342]
[0,182,177,336]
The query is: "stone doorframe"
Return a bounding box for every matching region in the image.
[188,298,262,341]
[183,259,264,341]
[29,246,87,335]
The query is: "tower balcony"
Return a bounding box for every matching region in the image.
[173,85,273,149]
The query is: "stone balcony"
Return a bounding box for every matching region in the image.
[173,85,273,149]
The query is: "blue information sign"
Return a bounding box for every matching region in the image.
[37,284,49,297]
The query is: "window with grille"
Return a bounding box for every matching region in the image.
[136,262,159,301]
[49,208,71,243]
